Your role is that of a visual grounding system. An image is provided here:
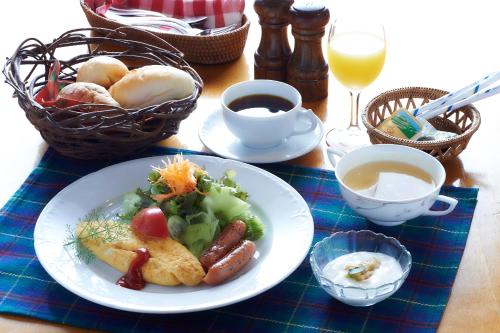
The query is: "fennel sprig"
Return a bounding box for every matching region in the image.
[64,207,129,263]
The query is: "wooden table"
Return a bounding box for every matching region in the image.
[1,1,499,332]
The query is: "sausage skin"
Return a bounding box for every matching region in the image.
[203,240,256,285]
[200,220,246,271]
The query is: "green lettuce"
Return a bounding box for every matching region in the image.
[120,189,155,222]
[201,184,251,221]
[201,181,264,241]
[181,210,220,257]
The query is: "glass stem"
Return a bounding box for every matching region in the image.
[348,90,361,129]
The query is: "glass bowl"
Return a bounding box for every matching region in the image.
[310,230,412,306]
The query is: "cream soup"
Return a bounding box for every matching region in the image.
[341,161,434,200]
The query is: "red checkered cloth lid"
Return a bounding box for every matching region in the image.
[87,0,244,28]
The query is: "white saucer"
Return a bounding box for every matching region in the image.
[199,108,324,163]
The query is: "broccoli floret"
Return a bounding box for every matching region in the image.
[244,216,265,241]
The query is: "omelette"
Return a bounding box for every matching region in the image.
[76,221,205,286]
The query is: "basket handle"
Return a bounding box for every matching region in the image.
[102,26,184,59]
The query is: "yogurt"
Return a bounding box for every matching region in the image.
[322,251,403,288]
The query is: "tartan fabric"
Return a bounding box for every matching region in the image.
[0,147,478,333]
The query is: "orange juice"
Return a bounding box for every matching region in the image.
[328,32,386,90]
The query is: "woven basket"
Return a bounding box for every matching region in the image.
[80,0,250,65]
[362,87,481,162]
[3,27,203,160]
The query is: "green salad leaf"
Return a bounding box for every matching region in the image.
[120,189,155,221]
[220,170,249,201]
[148,170,161,184]
[182,210,220,257]
[167,215,188,241]
[118,165,264,258]
[201,183,251,221]
[200,178,264,242]
[196,171,213,193]
[160,191,203,217]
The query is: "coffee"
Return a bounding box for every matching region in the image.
[228,94,295,117]
[342,161,435,200]
[221,80,316,149]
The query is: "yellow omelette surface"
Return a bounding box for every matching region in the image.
[76,221,205,286]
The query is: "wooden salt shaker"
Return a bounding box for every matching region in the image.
[287,1,330,101]
[254,0,294,81]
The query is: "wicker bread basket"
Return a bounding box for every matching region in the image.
[362,87,481,162]
[3,27,203,160]
[80,0,250,65]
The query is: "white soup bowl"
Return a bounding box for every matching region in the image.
[327,144,457,226]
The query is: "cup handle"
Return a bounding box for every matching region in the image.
[290,108,317,136]
[326,146,347,169]
[423,195,458,216]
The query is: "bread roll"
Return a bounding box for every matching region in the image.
[77,56,129,88]
[109,65,195,108]
[58,82,120,107]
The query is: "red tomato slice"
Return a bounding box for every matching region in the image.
[131,207,168,239]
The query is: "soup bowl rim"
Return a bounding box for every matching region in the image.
[335,144,446,204]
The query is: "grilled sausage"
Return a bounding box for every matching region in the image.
[203,240,256,285]
[200,220,246,271]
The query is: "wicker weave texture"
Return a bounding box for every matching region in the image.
[362,87,481,162]
[3,27,203,160]
[81,0,250,65]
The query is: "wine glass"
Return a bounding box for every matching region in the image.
[326,19,386,152]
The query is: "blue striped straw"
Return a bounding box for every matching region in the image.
[413,72,500,117]
[421,83,500,120]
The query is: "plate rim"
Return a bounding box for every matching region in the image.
[198,108,324,163]
[34,154,314,313]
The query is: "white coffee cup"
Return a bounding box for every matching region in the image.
[221,80,318,149]
[327,144,458,226]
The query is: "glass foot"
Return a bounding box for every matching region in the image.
[325,127,370,154]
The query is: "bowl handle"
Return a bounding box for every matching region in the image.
[326,146,346,169]
[423,195,458,216]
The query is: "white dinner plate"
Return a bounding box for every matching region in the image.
[199,109,324,163]
[34,155,314,314]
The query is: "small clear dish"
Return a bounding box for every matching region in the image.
[310,230,412,306]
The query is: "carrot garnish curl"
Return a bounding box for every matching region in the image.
[152,155,206,202]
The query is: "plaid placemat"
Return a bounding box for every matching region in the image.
[0,147,478,333]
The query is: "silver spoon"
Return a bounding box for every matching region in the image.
[130,23,237,36]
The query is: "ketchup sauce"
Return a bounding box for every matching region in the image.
[117,247,150,290]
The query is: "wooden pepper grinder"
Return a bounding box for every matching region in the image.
[254,0,294,82]
[287,1,330,101]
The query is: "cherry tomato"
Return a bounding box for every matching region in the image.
[131,207,168,239]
